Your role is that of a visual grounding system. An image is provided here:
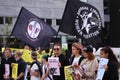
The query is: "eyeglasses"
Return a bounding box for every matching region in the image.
[53,48,60,51]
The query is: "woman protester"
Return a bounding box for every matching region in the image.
[69,42,84,66]
[28,51,41,80]
[69,42,84,80]
[80,45,98,80]
[99,46,120,80]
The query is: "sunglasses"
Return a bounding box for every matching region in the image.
[53,48,60,51]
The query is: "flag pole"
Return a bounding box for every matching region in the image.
[56,0,70,39]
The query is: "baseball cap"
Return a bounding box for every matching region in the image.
[83,45,93,53]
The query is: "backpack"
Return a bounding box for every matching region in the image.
[30,61,42,77]
[44,64,52,80]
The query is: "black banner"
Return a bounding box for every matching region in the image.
[59,0,102,48]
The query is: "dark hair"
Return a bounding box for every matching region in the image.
[101,46,120,68]
[83,45,93,53]
[45,48,50,53]
[0,51,3,57]
[65,49,71,60]
[42,55,50,61]
[53,43,62,48]
[31,51,37,60]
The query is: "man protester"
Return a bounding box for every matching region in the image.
[53,43,69,80]
[1,48,16,80]
[13,50,26,80]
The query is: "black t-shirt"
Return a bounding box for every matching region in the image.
[1,56,16,80]
[53,54,69,80]
[102,60,119,80]
[15,58,26,80]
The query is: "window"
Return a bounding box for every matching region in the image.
[0,17,4,24]
[0,17,12,25]
[56,19,61,25]
[104,0,109,14]
[46,19,52,25]
[5,17,12,24]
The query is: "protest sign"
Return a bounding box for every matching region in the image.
[72,65,85,80]
[96,58,109,80]
[64,66,73,80]
[5,64,10,76]
[48,57,60,75]
[12,63,18,79]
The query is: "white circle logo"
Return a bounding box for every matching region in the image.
[75,6,102,39]
[27,21,42,39]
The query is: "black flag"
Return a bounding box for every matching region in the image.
[109,0,120,47]
[59,0,102,47]
[11,7,56,49]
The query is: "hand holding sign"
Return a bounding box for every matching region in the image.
[48,57,60,75]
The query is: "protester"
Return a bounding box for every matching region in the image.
[1,48,16,80]
[24,44,31,50]
[100,46,120,80]
[41,55,53,80]
[29,51,41,80]
[44,48,50,56]
[13,50,26,80]
[69,42,84,65]
[53,43,69,80]
[80,45,98,80]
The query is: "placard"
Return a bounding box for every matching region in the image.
[5,64,10,76]
[96,58,109,80]
[12,63,18,79]
[48,57,60,75]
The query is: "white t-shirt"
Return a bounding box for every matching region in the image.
[42,64,53,80]
[30,63,41,80]
[72,56,81,65]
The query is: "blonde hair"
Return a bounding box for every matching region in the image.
[72,42,82,54]
[5,48,12,53]
[15,50,22,57]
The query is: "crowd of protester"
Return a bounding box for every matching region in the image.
[0,42,120,80]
